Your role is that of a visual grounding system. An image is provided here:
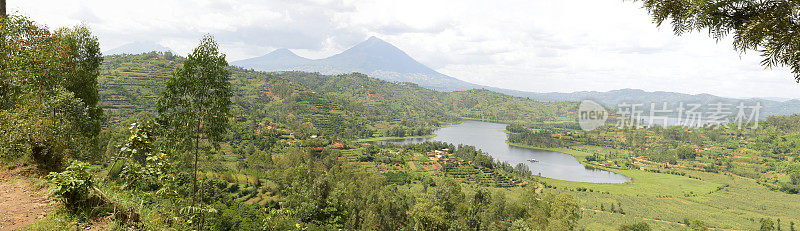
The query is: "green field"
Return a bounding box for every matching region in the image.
[507,144,800,230]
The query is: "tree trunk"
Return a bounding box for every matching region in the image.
[193,119,201,230]
[1,0,6,18]
[193,121,200,204]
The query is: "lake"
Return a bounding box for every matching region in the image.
[383,120,631,183]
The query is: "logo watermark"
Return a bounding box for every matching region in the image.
[578,100,763,131]
[578,100,608,131]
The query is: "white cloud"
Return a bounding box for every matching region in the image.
[9,0,799,98]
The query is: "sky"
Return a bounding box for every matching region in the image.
[9,0,799,99]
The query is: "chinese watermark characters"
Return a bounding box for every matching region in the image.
[612,101,762,129]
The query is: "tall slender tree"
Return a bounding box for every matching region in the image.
[156,35,231,208]
[58,25,104,138]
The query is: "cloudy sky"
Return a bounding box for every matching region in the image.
[9,0,799,99]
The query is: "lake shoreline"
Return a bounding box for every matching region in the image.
[377,120,631,183]
[505,142,633,184]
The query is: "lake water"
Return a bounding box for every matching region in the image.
[383,120,631,183]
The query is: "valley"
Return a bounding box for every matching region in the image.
[3,4,800,230]
[83,52,800,230]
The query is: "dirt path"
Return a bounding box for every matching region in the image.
[0,175,50,230]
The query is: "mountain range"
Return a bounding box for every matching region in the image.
[231,36,482,91]
[106,37,800,117]
[522,88,800,117]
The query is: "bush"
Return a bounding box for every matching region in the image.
[791,172,800,186]
[46,160,94,209]
[676,146,697,160]
[618,221,651,231]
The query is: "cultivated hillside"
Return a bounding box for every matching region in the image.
[99,52,576,138]
[232,37,799,117]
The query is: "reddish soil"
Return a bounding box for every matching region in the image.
[0,171,51,230]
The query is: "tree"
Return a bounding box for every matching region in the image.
[433,179,466,219]
[676,146,697,160]
[0,15,102,170]
[791,172,800,186]
[633,0,800,81]
[362,186,412,230]
[410,200,448,231]
[58,25,104,137]
[467,188,491,230]
[547,193,581,230]
[157,34,232,208]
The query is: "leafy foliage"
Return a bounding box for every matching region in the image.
[57,25,104,136]
[100,56,576,139]
[156,35,232,218]
[157,35,231,150]
[47,160,94,208]
[0,15,103,170]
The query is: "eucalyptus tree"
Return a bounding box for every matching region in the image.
[157,35,232,207]
[633,0,800,81]
[1,15,103,169]
[58,25,104,137]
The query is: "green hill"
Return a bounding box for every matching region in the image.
[272,71,578,127]
[99,52,576,139]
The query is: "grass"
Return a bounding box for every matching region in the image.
[23,208,82,231]
[506,143,800,230]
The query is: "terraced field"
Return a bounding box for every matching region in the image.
[526,146,800,230]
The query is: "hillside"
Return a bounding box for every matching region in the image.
[270,72,577,126]
[511,88,800,117]
[232,37,800,117]
[99,52,575,139]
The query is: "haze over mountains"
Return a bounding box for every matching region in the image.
[104,41,176,56]
[232,36,482,91]
[229,36,800,116]
[106,37,800,117]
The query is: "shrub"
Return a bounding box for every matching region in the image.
[46,160,94,209]
[618,221,651,231]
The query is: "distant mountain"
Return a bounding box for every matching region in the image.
[231,37,800,117]
[232,48,312,71]
[322,36,440,75]
[104,41,176,56]
[232,36,482,91]
[508,88,799,118]
[756,97,796,102]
